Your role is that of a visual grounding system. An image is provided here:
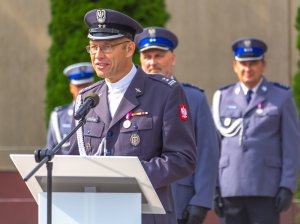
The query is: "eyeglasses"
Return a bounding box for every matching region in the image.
[86,41,130,54]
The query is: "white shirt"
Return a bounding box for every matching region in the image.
[240,78,263,95]
[106,64,137,117]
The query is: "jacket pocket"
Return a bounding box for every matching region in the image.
[264,157,282,168]
[118,116,153,156]
[84,122,105,137]
[120,116,152,133]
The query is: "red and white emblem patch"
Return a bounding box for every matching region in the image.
[180,104,188,120]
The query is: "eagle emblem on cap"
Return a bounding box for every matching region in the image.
[148,28,156,37]
[96,10,106,24]
[244,40,251,47]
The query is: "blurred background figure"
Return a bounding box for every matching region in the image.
[135,27,219,224]
[46,62,94,154]
[212,37,300,224]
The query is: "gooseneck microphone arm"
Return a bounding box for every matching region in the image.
[23,118,86,224]
[24,118,86,181]
[23,93,99,224]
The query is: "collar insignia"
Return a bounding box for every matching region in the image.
[135,88,142,93]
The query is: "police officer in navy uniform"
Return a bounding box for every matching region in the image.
[135,27,219,224]
[212,37,300,224]
[47,62,94,154]
[67,9,197,224]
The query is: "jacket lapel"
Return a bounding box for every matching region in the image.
[92,83,112,127]
[231,83,248,110]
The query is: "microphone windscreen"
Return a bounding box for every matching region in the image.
[83,93,100,108]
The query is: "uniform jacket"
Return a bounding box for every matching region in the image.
[68,67,197,224]
[47,104,73,154]
[212,78,300,197]
[171,83,219,218]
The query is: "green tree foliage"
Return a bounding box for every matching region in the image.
[46,0,169,124]
[293,8,300,117]
[293,7,300,199]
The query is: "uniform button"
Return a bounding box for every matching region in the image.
[87,130,90,134]
[107,131,113,137]
[86,143,92,151]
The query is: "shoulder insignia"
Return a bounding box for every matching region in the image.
[181,83,204,92]
[79,80,105,95]
[272,82,290,90]
[54,104,69,112]
[148,74,177,87]
[219,83,235,91]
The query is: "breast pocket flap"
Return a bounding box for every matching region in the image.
[220,109,242,118]
[264,158,282,168]
[84,122,105,137]
[266,108,279,116]
[120,116,152,132]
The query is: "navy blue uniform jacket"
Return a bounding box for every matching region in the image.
[68,67,197,224]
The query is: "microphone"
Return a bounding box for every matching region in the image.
[74,93,100,120]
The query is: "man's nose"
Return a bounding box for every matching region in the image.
[148,58,156,65]
[95,47,105,58]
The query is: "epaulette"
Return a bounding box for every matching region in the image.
[79,80,105,95]
[219,83,235,91]
[272,82,290,90]
[54,104,69,112]
[148,74,177,87]
[182,83,204,92]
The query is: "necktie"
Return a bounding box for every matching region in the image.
[246,90,253,104]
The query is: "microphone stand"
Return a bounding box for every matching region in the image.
[23,118,86,224]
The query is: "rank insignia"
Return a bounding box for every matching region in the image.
[130,132,140,146]
[135,88,142,93]
[180,104,188,120]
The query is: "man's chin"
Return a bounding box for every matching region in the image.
[149,69,162,74]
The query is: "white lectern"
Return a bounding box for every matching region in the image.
[10,155,165,224]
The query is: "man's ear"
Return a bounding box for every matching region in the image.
[172,53,176,66]
[126,41,136,57]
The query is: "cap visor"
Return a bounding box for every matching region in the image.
[71,77,94,85]
[235,55,264,62]
[88,33,124,40]
[140,45,170,52]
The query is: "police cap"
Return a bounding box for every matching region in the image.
[134,27,178,52]
[63,62,94,85]
[232,38,267,61]
[84,9,143,41]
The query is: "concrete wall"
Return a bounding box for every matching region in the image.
[165,0,300,101]
[0,0,51,170]
[0,0,300,170]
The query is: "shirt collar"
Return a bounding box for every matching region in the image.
[106,64,137,91]
[240,78,263,95]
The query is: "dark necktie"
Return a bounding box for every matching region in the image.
[246,90,253,104]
